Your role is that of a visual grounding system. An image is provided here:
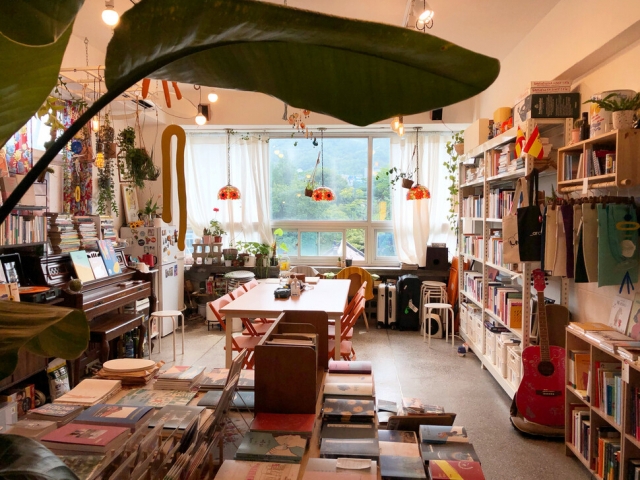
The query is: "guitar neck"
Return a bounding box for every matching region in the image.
[538,291,550,362]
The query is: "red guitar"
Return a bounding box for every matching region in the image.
[515,269,565,427]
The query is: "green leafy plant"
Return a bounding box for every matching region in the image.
[444,131,463,234]
[208,220,225,237]
[376,166,417,189]
[96,158,119,216]
[116,127,159,189]
[237,241,271,256]
[584,92,640,112]
[140,194,162,216]
[273,228,288,253]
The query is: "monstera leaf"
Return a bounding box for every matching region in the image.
[105,0,499,127]
[0,434,79,480]
[0,0,84,148]
[0,301,89,379]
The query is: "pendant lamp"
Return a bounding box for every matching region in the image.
[218,130,241,200]
[407,127,431,200]
[312,128,335,202]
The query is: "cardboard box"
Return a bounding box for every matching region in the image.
[464,119,491,153]
[514,93,581,123]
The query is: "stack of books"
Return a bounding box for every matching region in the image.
[154,365,206,391]
[40,422,130,455]
[25,403,83,427]
[73,404,154,432]
[4,419,58,439]
[53,379,121,407]
[99,215,117,242]
[419,425,484,478]
[304,458,376,479]
[402,398,445,416]
[235,431,308,463]
[147,405,204,438]
[320,397,378,461]
[215,461,300,480]
[115,388,196,408]
[250,412,316,440]
[73,216,99,250]
[379,430,426,479]
[323,372,375,400]
[199,368,255,391]
[45,212,80,253]
[94,358,160,386]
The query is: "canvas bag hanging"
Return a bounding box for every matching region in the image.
[517,169,543,262]
[503,177,527,264]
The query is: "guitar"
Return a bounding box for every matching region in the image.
[515,269,566,427]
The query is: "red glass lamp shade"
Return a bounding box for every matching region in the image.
[406,184,430,200]
[217,184,241,200]
[312,186,335,202]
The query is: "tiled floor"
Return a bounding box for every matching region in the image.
[153,315,588,480]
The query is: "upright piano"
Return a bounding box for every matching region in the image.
[20,249,157,386]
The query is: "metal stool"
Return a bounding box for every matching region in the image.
[151,310,185,361]
[423,302,455,348]
[420,281,447,328]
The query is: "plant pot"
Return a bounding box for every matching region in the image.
[224,260,232,267]
[153,217,162,227]
[402,178,414,189]
[244,255,256,267]
[345,259,352,267]
[612,110,635,130]
[571,128,581,144]
[204,257,213,265]
[454,143,465,156]
[203,235,211,244]
[305,188,313,197]
[213,235,223,243]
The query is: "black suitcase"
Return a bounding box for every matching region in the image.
[396,274,422,331]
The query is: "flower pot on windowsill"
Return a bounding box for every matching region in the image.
[612,110,635,130]
[402,178,414,189]
[345,259,352,267]
[213,235,222,243]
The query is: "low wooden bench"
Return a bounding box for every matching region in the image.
[90,312,146,363]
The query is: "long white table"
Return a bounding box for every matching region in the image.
[220,279,350,367]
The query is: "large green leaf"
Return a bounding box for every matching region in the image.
[0,0,83,148]
[0,434,79,480]
[106,0,499,126]
[0,301,89,379]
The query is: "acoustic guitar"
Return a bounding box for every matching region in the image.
[515,268,565,427]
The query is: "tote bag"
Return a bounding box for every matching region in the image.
[503,177,527,264]
[517,169,543,262]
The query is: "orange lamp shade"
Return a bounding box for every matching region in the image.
[217,184,241,200]
[406,184,430,200]
[312,186,335,202]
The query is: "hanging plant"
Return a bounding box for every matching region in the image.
[444,131,463,234]
[96,158,118,216]
[116,126,159,189]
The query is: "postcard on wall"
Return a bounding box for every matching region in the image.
[625,293,640,340]
[609,295,633,334]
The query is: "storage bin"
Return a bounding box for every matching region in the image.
[506,345,522,388]
[484,328,497,364]
[496,333,519,378]
[459,303,468,334]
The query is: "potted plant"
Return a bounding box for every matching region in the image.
[223,253,234,267]
[209,208,224,242]
[451,131,465,155]
[444,132,463,236]
[202,228,212,244]
[117,127,160,189]
[304,180,314,197]
[584,92,640,130]
[139,194,161,227]
[572,118,583,144]
[272,228,288,266]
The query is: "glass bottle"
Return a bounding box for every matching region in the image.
[580,112,590,141]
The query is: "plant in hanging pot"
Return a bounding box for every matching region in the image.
[377,166,416,189]
[305,151,321,197]
[584,92,640,130]
[450,131,465,156]
[444,131,463,234]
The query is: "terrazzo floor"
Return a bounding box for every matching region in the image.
[151,314,589,480]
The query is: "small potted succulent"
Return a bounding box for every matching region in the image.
[571,118,583,144]
[584,92,640,130]
[202,228,212,244]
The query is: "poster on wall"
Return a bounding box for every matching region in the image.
[0,120,33,177]
[122,184,139,224]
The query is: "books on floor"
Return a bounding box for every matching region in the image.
[420,442,480,464]
[54,379,121,407]
[321,421,377,446]
[303,458,377,480]
[320,438,380,461]
[250,413,316,439]
[197,390,255,410]
[379,430,420,458]
[419,425,469,444]
[73,404,154,431]
[199,368,255,391]
[322,398,375,423]
[235,432,307,464]
[40,423,130,454]
[402,398,444,415]
[147,405,204,437]
[380,455,427,479]
[25,403,83,426]
[4,419,58,439]
[328,360,372,374]
[115,388,195,408]
[215,460,300,480]
[428,460,485,480]
[154,365,205,390]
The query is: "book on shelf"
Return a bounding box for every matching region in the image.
[569,403,590,457]
[594,362,622,424]
[322,398,375,423]
[235,432,307,464]
[379,455,427,479]
[419,425,469,444]
[197,390,254,410]
[40,422,130,454]
[419,442,480,464]
[154,365,205,390]
[567,350,590,391]
[147,405,204,436]
[585,330,633,353]
[304,458,377,480]
[595,427,620,479]
[617,346,640,362]
[73,404,154,431]
[53,379,121,407]
[4,419,58,439]
[250,413,316,439]
[26,403,83,426]
[567,322,613,334]
[115,388,196,407]
[428,460,485,480]
[214,461,300,480]
[320,438,380,461]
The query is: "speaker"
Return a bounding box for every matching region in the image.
[431,108,443,121]
[425,246,449,271]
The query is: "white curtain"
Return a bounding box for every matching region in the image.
[184,133,272,244]
[390,132,453,266]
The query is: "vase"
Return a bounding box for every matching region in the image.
[213,235,222,243]
[612,110,635,130]
[345,259,352,267]
[454,143,465,156]
[402,178,414,189]
[571,129,581,144]
[204,257,213,265]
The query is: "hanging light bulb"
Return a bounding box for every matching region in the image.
[391,116,400,132]
[312,128,335,202]
[407,127,431,200]
[92,117,100,132]
[218,130,241,200]
[415,0,434,30]
[195,104,207,125]
[101,0,120,26]
[397,123,405,136]
[208,92,219,103]
[95,152,105,168]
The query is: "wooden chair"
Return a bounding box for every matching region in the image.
[328,282,366,340]
[336,267,374,331]
[328,295,364,360]
[208,294,260,369]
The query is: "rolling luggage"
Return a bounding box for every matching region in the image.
[396,274,422,331]
[376,282,397,329]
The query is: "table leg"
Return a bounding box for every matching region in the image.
[428,308,432,348]
[172,317,176,362]
[225,321,233,368]
[181,313,185,354]
[334,314,341,361]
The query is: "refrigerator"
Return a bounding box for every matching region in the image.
[120,224,184,336]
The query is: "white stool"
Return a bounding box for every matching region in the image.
[151,310,185,361]
[423,302,455,348]
[420,281,447,329]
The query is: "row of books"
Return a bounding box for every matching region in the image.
[487,233,507,268]
[0,213,46,245]
[596,427,620,480]
[562,148,616,181]
[487,187,515,219]
[46,213,81,253]
[463,272,483,305]
[464,159,485,184]
[74,216,99,250]
[100,215,117,242]
[68,240,121,282]
[461,195,484,219]
[461,235,483,260]
[569,403,590,460]
[567,350,590,399]
[594,361,622,425]
[487,143,517,177]
[486,283,522,328]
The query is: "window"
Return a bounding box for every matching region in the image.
[270,136,396,265]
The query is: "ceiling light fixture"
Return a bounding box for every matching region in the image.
[407,127,431,200]
[101,0,120,26]
[218,130,241,200]
[390,116,404,136]
[194,85,208,125]
[312,128,335,202]
[415,0,434,30]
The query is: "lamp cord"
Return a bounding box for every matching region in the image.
[226,129,231,185]
[321,129,324,186]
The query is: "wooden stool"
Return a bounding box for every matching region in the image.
[151,310,185,361]
[423,302,455,348]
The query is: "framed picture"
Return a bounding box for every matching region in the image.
[121,184,140,224]
[118,157,133,183]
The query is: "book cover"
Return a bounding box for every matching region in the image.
[586,330,632,344]
[158,365,206,380]
[379,430,418,444]
[419,426,469,444]
[27,403,83,418]
[115,388,195,407]
[568,322,613,333]
[74,404,154,430]
[199,368,255,390]
[321,422,377,442]
[626,293,640,340]
[5,419,58,439]
[197,390,255,410]
[402,398,444,415]
[322,398,375,422]
[304,458,377,479]
[214,460,300,480]
[328,360,372,374]
[324,383,374,398]
[428,460,485,480]
[41,423,129,453]
[377,399,399,414]
[420,443,480,463]
[609,296,633,333]
[251,413,316,438]
[235,432,307,464]
[88,255,109,279]
[54,379,121,407]
[60,455,106,480]
[325,374,373,385]
[147,405,204,432]
[97,239,121,276]
[320,438,380,461]
[379,441,421,457]
[380,455,427,479]
[69,250,95,283]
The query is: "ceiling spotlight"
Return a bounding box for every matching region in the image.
[195,104,207,125]
[101,0,119,26]
[415,0,434,30]
[208,92,219,103]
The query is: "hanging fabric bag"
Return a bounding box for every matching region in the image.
[517,169,543,261]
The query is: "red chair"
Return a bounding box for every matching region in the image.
[208,294,260,369]
[328,295,364,361]
[241,279,260,292]
[228,286,272,336]
[328,282,366,341]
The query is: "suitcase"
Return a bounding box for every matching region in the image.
[377,283,397,329]
[396,274,422,331]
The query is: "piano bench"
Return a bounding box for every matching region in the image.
[90,312,147,363]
